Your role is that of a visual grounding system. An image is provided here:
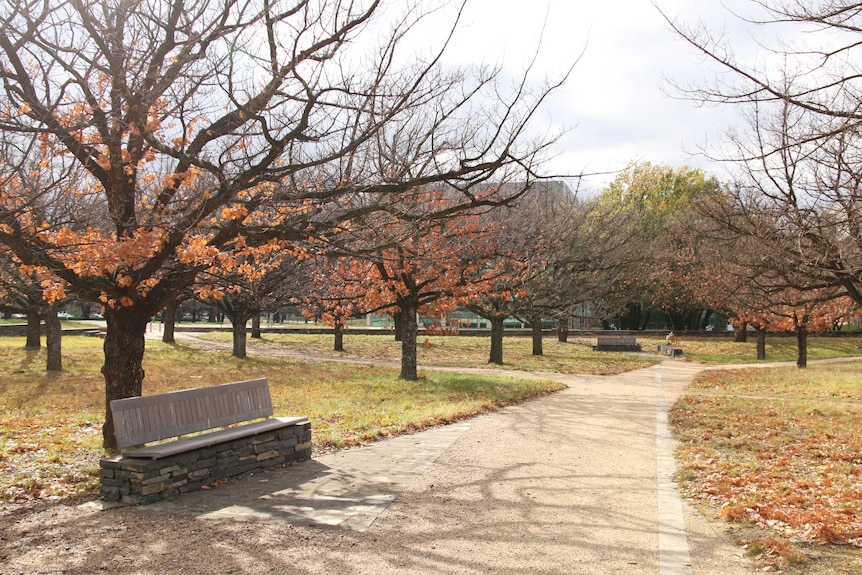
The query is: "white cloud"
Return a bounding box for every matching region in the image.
[398,0,805,193]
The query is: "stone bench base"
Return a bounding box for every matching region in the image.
[658,344,683,357]
[100,420,311,505]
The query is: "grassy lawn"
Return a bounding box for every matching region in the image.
[639,334,862,364]
[671,362,862,571]
[196,331,660,375]
[0,336,565,503]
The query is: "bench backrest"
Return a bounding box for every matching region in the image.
[596,336,636,346]
[110,378,274,449]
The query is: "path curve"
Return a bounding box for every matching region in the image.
[126,334,760,574]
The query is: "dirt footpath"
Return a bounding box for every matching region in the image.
[1,360,756,575]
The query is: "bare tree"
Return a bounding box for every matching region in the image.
[663,2,862,305]
[0,0,574,447]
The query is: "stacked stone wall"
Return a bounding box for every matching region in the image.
[100,421,311,505]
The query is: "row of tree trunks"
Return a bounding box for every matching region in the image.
[22,307,62,371]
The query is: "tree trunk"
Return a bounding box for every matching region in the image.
[25,310,41,349]
[400,304,419,380]
[394,310,404,342]
[334,322,345,352]
[557,315,569,343]
[45,307,62,372]
[251,313,261,339]
[756,328,766,360]
[101,308,150,449]
[489,316,505,364]
[530,313,543,356]
[796,325,808,369]
[734,322,748,343]
[162,300,178,343]
[231,316,248,359]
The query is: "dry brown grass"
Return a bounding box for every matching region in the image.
[198,331,660,374]
[0,335,565,503]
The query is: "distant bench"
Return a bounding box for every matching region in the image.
[658,344,683,357]
[592,336,642,352]
[100,378,311,505]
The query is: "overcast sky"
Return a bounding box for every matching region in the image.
[421,0,789,193]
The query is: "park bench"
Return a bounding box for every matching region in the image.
[592,336,642,352]
[100,378,311,505]
[658,344,683,357]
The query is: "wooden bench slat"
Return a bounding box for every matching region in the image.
[110,378,274,449]
[122,416,309,459]
[596,336,637,346]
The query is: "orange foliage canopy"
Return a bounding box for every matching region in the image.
[340,191,512,322]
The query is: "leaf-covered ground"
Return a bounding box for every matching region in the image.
[671,363,862,568]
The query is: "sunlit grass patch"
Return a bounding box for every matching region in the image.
[641,335,862,364]
[688,362,862,400]
[199,332,660,375]
[0,336,564,503]
[266,367,565,451]
[671,364,862,566]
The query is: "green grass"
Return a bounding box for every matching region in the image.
[196,331,660,375]
[0,336,565,503]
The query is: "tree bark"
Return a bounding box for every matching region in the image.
[796,325,808,369]
[251,313,261,339]
[162,300,178,343]
[101,308,149,449]
[557,315,569,343]
[756,328,766,360]
[231,316,248,358]
[530,313,543,356]
[45,307,62,372]
[734,322,748,343]
[25,310,41,349]
[489,316,505,364]
[394,310,404,342]
[400,304,419,380]
[334,322,345,352]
